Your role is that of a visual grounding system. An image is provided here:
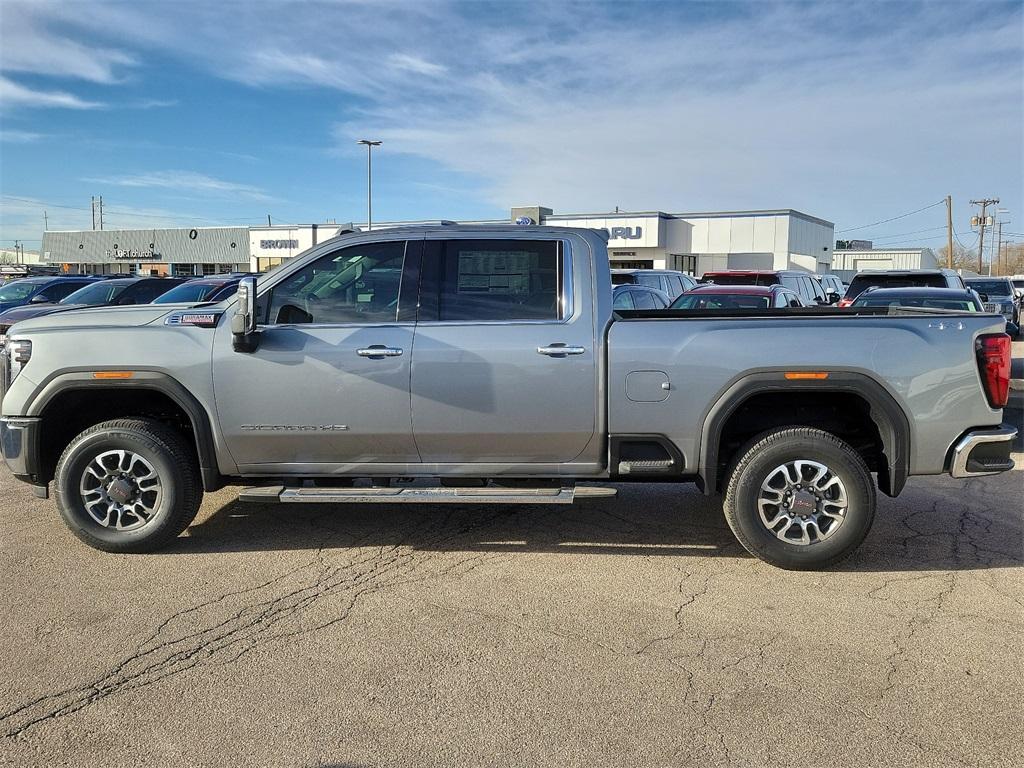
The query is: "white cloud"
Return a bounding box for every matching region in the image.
[84,171,270,201]
[0,76,102,110]
[0,129,44,143]
[387,54,447,77]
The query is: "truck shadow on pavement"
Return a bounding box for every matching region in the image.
[168,477,1023,573]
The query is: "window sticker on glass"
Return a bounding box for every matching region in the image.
[458,251,531,295]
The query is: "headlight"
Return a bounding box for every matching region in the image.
[6,339,32,382]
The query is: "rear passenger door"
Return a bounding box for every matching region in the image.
[410,237,598,466]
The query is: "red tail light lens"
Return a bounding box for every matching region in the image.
[976,334,1011,408]
[838,298,853,308]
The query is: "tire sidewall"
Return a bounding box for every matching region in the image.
[728,433,874,568]
[56,427,189,548]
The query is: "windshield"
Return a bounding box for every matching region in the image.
[846,274,945,299]
[152,282,225,304]
[0,281,42,302]
[966,280,1012,296]
[853,296,977,311]
[60,281,130,305]
[672,293,770,309]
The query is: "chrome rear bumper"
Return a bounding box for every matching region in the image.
[950,425,1017,478]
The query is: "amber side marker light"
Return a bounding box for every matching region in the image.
[784,372,829,380]
[92,371,134,380]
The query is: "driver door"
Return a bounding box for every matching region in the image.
[213,239,420,472]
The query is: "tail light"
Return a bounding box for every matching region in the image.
[838,298,853,308]
[976,334,1011,408]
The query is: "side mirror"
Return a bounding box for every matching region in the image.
[29,294,50,304]
[828,292,841,304]
[231,276,260,352]
[979,293,989,302]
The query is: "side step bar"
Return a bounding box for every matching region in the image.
[238,485,617,505]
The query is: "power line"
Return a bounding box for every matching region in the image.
[836,200,946,233]
[870,225,949,241]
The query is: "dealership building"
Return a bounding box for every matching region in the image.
[40,206,835,277]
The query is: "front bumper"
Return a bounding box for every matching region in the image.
[0,416,45,490]
[949,425,1018,478]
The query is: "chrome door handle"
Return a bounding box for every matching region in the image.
[357,346,403,358]
[537,344,586,357]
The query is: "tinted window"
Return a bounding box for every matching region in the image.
[806,277,826,303]
[856,297,977,311]
[610,273,635,285]
[612,289,635,310]
[37,281,89,302]
[636,273,662,290]
[60,281,131,305]
[665,275,684,297]
[846,274,946,300]
[117,280,179,304]
[672,293,771,309]
[434,239,559,322]
[0,281,43,302]
[153,282,226,304]
[632,289,660,310]
[966,280,1013,296]
[266,241,406,324]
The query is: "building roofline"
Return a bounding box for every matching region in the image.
[543,208,835,228]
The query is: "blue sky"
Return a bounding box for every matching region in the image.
[0,0,1021,255]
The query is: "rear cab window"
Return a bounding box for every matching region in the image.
[422,239,563,322]
[846,274,945,300]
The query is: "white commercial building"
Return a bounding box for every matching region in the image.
[831,247,938,282]
[38,206,836,278]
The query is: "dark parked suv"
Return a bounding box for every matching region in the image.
[0,275,102,314]
[610,269,696,301]
[0,277,186,336]
[700,270,832,305]
[839,269,966,307]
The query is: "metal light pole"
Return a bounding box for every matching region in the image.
[357,139,382,230]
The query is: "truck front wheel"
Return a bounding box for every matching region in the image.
[722,427,876,570]
[54,418,203,553]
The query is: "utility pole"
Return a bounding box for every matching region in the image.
[993,220,1002,275]
[945,196,954,268]
[91,196,96,231]
[970,198,998,273]
[98,195,104,230]
[44,210,48,231]
[267,214,271,226]
[357,139,382,230]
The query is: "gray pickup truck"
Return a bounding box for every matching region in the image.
[0,225,1016,569]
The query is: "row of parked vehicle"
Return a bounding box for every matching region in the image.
[610,267,1023,337]
[0,273,245,337]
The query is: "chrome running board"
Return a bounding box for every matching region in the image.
[238,485,617,505]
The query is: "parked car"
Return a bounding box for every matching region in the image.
[838,269,966,307]
[1009,275,1024,305]
[0,277,187,336]
[0,275,102,314]
[612,284,671,310]
[152,276,246,305]
[815,274,847,304]
[0,225,1016,569]
[670,284,804,309]
[610,269,696,301]
[699,270,832,306]
[963,278,1020,335]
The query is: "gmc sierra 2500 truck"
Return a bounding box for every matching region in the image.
[0,225,1016,569]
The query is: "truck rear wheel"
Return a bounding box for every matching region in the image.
[54,418,203,553]
[722,427,875,570]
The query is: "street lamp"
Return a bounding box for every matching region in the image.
[357,139,382,230]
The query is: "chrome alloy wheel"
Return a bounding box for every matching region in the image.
[79,450,163,531]
[756,460,849,546]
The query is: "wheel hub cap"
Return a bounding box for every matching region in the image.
[757,460,849,546]
[79,449,163,531]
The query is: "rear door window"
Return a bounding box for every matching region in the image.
[613,290,635,310]
[632,290,659,310]
[636,273,662,291]
[426,239,561,322]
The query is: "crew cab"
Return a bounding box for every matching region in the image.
[0,225,1016,569]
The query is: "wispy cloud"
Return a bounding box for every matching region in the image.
[129,98,178,109]
[84,170,270,201]
[387,53,447,77]
[0,76,102,110]
[0,129,45,143]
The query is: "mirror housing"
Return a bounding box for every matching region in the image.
[827,292,841,304]
[29,294,50,304]
[231,276,260,352]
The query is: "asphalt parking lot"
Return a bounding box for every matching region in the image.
[1,460,1021,767]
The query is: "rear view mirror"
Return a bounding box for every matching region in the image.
[231,276,259,352]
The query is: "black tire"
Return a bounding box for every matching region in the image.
[54,418,203,553]
[722,427,876,570]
